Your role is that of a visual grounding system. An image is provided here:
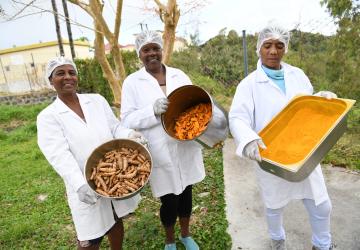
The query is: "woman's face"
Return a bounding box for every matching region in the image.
[139,43,162,72]
[259,39,285,70]
[49,64,78,95]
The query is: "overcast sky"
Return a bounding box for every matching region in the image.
[0,0,337,50]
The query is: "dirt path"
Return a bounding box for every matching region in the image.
[223,138,360,250]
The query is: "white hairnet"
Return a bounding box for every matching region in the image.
[45,56,78,84]
[135,30,163,56]
[256,22,290,56]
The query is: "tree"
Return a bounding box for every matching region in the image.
[143,0,207,64]
[153,0,180,64]
[68,0,126,107]
[62,0,76,60]
[51,0,64,56]
[321,0,360,99]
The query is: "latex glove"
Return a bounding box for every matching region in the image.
[243,139,267,162]
[128,130,148,146]
[314,91,337,99]
[77,184,99,205]
[153,98,169,116]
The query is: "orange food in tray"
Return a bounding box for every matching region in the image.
[174,103,212,140]
[260,104,340,165]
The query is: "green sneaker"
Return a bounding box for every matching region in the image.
[179,236,199,250]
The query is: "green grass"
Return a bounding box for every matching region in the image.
[0,104,231,249]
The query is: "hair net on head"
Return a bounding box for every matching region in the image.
[256,22,290,57]
[45,56,78,84]
[135,30,163,56]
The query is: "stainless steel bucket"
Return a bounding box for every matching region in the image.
[161,85,229,148]
[84,139,152,200]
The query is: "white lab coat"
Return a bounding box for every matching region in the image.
[229,60,329,209]
[120,66,205,198]
[37,94,140,241]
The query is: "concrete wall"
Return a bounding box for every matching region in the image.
[0,90,56,105]
[0,40,93,93]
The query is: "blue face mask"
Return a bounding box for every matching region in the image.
[262,65,286,94]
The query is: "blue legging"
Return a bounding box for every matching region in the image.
[266,199,332,250]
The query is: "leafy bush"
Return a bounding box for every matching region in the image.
[200,29,257,86]
[169,46,201,74]
[75,51,139,104]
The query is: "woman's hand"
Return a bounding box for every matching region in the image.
[243,139,267,162]
[153,98,169,116]
[128,131,148,146]
[314,91,337,99]
[77,184,99,204]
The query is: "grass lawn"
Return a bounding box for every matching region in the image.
[0,104,231,249]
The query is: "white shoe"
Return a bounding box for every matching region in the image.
[271,239,286,250]
[312,242,336,250]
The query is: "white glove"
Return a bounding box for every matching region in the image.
[77,184,99,205]
[153,98,169,116]
[314,91,337,99]
[243,139,267,162]
[128,130,148,146]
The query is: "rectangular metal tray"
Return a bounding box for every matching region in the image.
[258,95,355,182]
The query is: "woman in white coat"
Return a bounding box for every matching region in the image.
[229,22,336,250]
[37,57,147,250]
[120,30,205,250]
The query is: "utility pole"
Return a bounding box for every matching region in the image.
[51,0,64,56]
[62,0,76,60]
[242,30,248,77]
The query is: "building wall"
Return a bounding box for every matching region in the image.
[0,41,92,93]
[0,90,56,105]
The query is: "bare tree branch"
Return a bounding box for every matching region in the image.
[8,0,36,21]
[6,0,100,34]
[113,0,123,41]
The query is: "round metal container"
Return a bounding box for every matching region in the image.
[84,139,152,200]
[161,85,229,148]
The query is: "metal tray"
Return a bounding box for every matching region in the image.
[84,139,152,200]
[258,95,355,182]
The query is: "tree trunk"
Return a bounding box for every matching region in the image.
[162,21,177,64]
[51,0,64,56]
[154,0,180,64]
[67,0,126,107]
[93,22,122,107]
[62,0,76,60]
